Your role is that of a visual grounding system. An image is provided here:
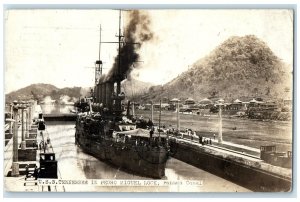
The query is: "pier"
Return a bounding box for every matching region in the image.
[169,135,291,192]
[4,101,64,192]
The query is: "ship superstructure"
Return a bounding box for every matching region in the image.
[75,10,169,179]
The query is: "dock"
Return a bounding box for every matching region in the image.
[4,101,65,192]
[169,134,292,192]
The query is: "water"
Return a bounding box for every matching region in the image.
[46,122,250,192]
[41,104,75,114]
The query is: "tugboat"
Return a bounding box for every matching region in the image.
[74,11,169,179]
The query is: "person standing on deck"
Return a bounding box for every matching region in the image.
[25,164,29,179]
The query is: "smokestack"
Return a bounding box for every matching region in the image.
[98,83,102,103]
[102,83,106,106]
[101,83,104,105]
[94,85,98,103]
[105,82,114,109]
[98,84,101,104]
[126,101,131,117]
[132,102,135,116]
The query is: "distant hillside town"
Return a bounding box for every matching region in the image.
[133,96,292,121]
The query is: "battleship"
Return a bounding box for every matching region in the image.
[74,11,170,179]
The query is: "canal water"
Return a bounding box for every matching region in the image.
[41,104,75,114]
[45,121,250,192]
[40,104,250,192]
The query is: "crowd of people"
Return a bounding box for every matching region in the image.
[163,127,215,146]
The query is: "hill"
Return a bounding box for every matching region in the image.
[142,35,292,102]
[121,78,154,100]
[5,83,90,103]
[4,79,152,104]
[5,83,59,103]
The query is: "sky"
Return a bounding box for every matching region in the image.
[4,9,293,94]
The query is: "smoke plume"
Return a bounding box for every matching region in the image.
[102,10,154,83]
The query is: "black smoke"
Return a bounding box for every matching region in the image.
[102,10,154,83]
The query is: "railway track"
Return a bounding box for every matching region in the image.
[170,134,261,160]
[205,143,261,160]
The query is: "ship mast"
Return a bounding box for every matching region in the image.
[116,10,122,112]
[98,10,138,114]
[117,10,122,96]
[95,24,102,85]
[99,24,102,76]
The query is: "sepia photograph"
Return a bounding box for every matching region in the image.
[3,8,293,193]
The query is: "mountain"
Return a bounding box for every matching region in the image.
[5,83,90,103]
[143,35,292,102]
[4,79,152,104]
[5,84,59,103]
[5,36,292,104]
[121,78,154,100]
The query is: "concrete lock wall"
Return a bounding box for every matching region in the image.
[169,140,291,192]
[18,149,37,161]
[26,139,37,148]
[4,138,14,176]
[272,156,292,169]
[261,152,292,169]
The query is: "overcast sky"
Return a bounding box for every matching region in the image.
[4,9,293,93]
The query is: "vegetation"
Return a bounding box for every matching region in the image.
[5,83,90,103]
[141,35,292,102]
[121,78,154,101]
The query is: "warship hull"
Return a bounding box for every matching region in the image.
[75,126,168,179]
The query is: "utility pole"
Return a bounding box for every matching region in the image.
[177,100,180,131]
[151,101,154,123]
[9,104,13,134]
[218,103,223,143]
[25,109,29,138]
[20,102,26,150]
[28,103,32,130]
[132,102,135,117]
[158,100,162,142]
[12,101,19,176]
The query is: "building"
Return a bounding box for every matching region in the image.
[184,98,195,106]
[198,98,213,109]
[229,99,243,110]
